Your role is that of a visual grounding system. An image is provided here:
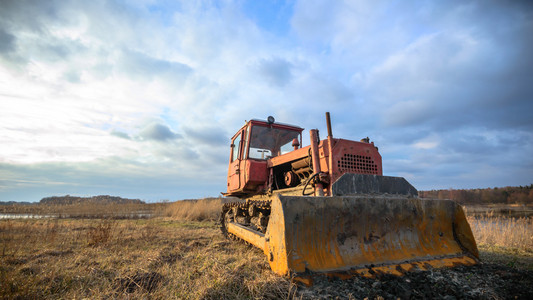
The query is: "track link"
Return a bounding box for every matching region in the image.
[220,200,272,244]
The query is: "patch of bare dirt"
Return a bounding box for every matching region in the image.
[296,263,533,299]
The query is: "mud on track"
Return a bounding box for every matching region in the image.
[296,263,533,300]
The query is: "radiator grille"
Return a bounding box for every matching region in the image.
[338,154,378,174]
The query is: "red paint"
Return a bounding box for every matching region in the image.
[224,118,382,197]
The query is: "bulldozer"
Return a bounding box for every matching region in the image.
[221,112,478,280]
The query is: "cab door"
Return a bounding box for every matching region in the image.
[228,131,243,191]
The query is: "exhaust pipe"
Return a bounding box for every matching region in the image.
[325,112,334,189]
[309,129,324,196]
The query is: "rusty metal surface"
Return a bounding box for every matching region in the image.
[227,222,267,252]
[223,114,479,279]
[326,138,382,183]
[309,130,324,196]
[293,255,478,286]
[325,112,333,138]
[242,159,268,190]
[226,119,304,197]
[227,127,385,198]
[264,195,478,275]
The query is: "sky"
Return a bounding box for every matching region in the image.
[1,0,532,202]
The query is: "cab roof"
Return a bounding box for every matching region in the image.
[249,119,304,130]
[231,118,304,140]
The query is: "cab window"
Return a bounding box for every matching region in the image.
[248,125,301,160]
[231,133,242,162]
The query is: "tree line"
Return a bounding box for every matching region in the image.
[419,184,533,205]
[40,195,145,205]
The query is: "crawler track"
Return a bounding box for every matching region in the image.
[220,200,271,243]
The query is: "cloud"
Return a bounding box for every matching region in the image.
[0,28,15,54]
[1,0,532,202]
[289,0,533,130]
[110,130,131,140]
[138,123,181,142]
[364,27,533,131]
[0,0,58,33]
[117,49,193,82]
[287,0,533,190]
[183,125,228,147]
[0,158,226,202]
[255,57,293,86]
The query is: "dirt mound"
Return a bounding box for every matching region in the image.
[297,263,533,299]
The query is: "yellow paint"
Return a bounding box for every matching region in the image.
[227,222,267,251]
[229,195,479,277]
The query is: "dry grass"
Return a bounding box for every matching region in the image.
[0,202,160,219]
[467,214,532,252]
[156,198,241,221]
[0,218,296,299]
[2,199,532,298]
[466,209,533,269]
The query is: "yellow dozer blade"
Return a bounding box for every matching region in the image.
[226,194,478,277]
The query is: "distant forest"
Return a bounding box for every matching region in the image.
[39,195,145,205]
[420,185,533,205]
[2,186,532,206]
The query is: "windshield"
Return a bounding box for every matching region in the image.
[248,125,301,159]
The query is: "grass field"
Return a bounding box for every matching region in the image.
[1,199,531,299]
[467,212,533,270]
[0,218,294,299]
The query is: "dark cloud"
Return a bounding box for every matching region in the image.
[118,50,193,82]
[110,130,131,140]
[0,29,15,54]
[290,0,533,137]
[0,0,93,71]
[138,123,181,141]
[441,133,501,157]
[0,0,60,33]
[256,57,293,86]
[1,0,532,201]
[356,14,532,142]
[381,126,533,190]
[183,126,229,147]
[373,127,431,146]
[157,146,200,161]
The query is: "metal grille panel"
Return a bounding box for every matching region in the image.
[338,153,379,174]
